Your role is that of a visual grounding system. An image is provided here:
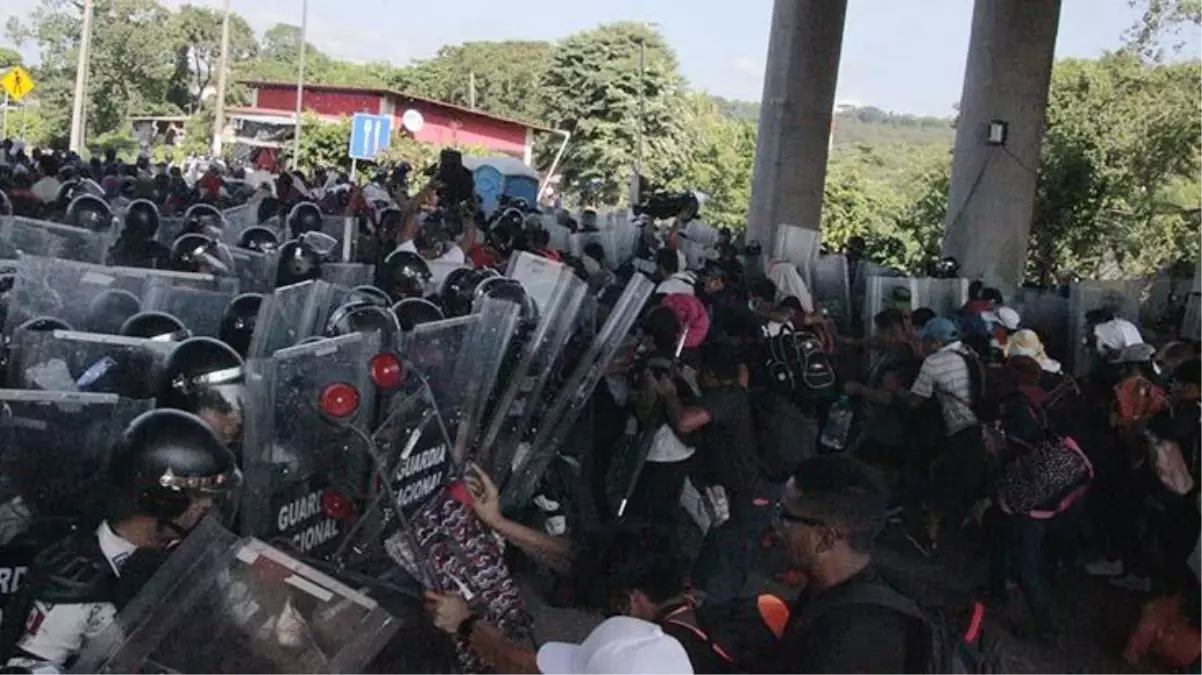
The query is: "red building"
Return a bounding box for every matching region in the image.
[229,80,552,165]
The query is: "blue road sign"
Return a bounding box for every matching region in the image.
[349,113,393,161]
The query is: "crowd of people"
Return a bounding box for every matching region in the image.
[0,139,1198,674]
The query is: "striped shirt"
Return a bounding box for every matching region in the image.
[911,341,978,436]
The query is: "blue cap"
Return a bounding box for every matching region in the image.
[921,317,960,343]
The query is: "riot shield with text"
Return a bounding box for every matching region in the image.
[6,329,176,398]
[0,216,108,264]
[0,390,150,548]
[502,273,653,511]
[240,333,380,560]
[71,518,400,675]
[480,255,588,487]
[143,282,238,338]
[4,255,236,335]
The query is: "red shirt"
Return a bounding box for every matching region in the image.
[468,243,501,269]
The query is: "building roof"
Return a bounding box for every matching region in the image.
[239,79,555,133]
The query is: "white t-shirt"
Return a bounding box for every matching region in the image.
[398,238,466,265]
[9,522,137,668]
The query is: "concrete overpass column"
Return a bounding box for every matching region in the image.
[942,0,1062,289]
[746,0,848,249]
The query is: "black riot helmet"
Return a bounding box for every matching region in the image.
[256,195,280,224]
[378,207,405,242]
[392,298,445,332]
[219,293,262,358]
[170,234,235,276]
[109,408,240,525]
[413,211,452,259]
[475,277,538,324]
[55,179,104,210]
[83,289,144,334]
[376,250,432,303]
[64,194,115,233]
[123,199,161,241]
[275,239,323,288]
[14,316,72,336]
[156,336,245,426]
[182,203,225,238]
[287,201,323,239]
[325,300,402,346]
[351,285,392,307]
[121,311,191,342]
[237,226,280,254]
[439,267,495,318]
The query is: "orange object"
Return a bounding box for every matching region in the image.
[1112,375,1169,432]
[1123,595,1201,671]
[757,594,790,639]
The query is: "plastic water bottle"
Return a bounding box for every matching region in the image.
[820,396,855,452]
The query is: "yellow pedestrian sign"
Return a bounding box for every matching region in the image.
[1,67,36,102]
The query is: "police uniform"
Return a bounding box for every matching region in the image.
[4,523,137,673]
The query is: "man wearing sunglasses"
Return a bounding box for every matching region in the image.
[763,456,925,673]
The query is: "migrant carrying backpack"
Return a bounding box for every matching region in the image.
[659,595,790,674]
[996,402,1094,518]
[794,578,1005,674]
[763,325,837,405]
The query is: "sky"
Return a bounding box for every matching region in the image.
[2,0,1199,117]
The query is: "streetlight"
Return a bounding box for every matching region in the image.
[291,0,309,170]
[68,0,95,153]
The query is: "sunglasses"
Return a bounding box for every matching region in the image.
[775,504,827,528]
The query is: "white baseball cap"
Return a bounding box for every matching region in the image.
[536,616,694,674]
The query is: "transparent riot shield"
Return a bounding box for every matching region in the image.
[449,298,520,462]
[428,261,470,291]
[0,390,151,549]
[221,204,257,246]
[143,281,238,338]
[912,278,970,318]
[154,216,188,247]
[501,273,653,511]
[1012,287,1070,361]
[0,216,108,264]
[862,276,918,337]
[240,332,380,560]
[322,263,374,289]
[479,257,588,487]
[1183,275,1201,342]
[811,255,851,330]
[568,231,619,269]
[611,216,640,268]
[232,248,280,294]
[4,256,236,335]
[71,517,400,675]
[248,280,343,359]
[6,329,176,398]
[1068,280,1142,376]
[773,225,820,287]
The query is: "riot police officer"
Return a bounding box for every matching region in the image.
[107,199,171,269]
[169,234,234,277]
[155,337,245,447]
[276,239,323,288]
[286,201,322,240]
[236,226,280,255]
[62,195,114,234]
[218,294,262,358]
[375,250,431,304]
[1,409,239,673]
[120,311,191,342]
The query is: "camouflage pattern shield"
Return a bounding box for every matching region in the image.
[1068,280,1142,376]
[142,282,238,338]
[502,272,654,511]
[71,518,400,674]
[811,254,851,329]
[0,216,108,264]
[4,256,236,335]
[240,332,380,560]
[231,247,280,295]
[0,390,151,550]
[6,329,176,398]
[480,254,588,487]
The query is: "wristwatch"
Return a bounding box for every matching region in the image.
[457,614,480,640]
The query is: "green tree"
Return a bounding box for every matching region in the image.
[0,47,22,69]
[537,22,689,204]
[676,93,756,230]
[397,41,552,123]
[167,5,257,114]
[1124,0,1202,62]
[280,112,352,173]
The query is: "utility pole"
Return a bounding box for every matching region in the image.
[636,41,645,174]
[210,0,232,158]
[291,0,309,170]
[69,0,96,153]
[468,71,476,109]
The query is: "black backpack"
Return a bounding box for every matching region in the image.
[659,595,789,674]
[750,390,817,483]
[763,325,837,404]
[795,579,1005,674]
